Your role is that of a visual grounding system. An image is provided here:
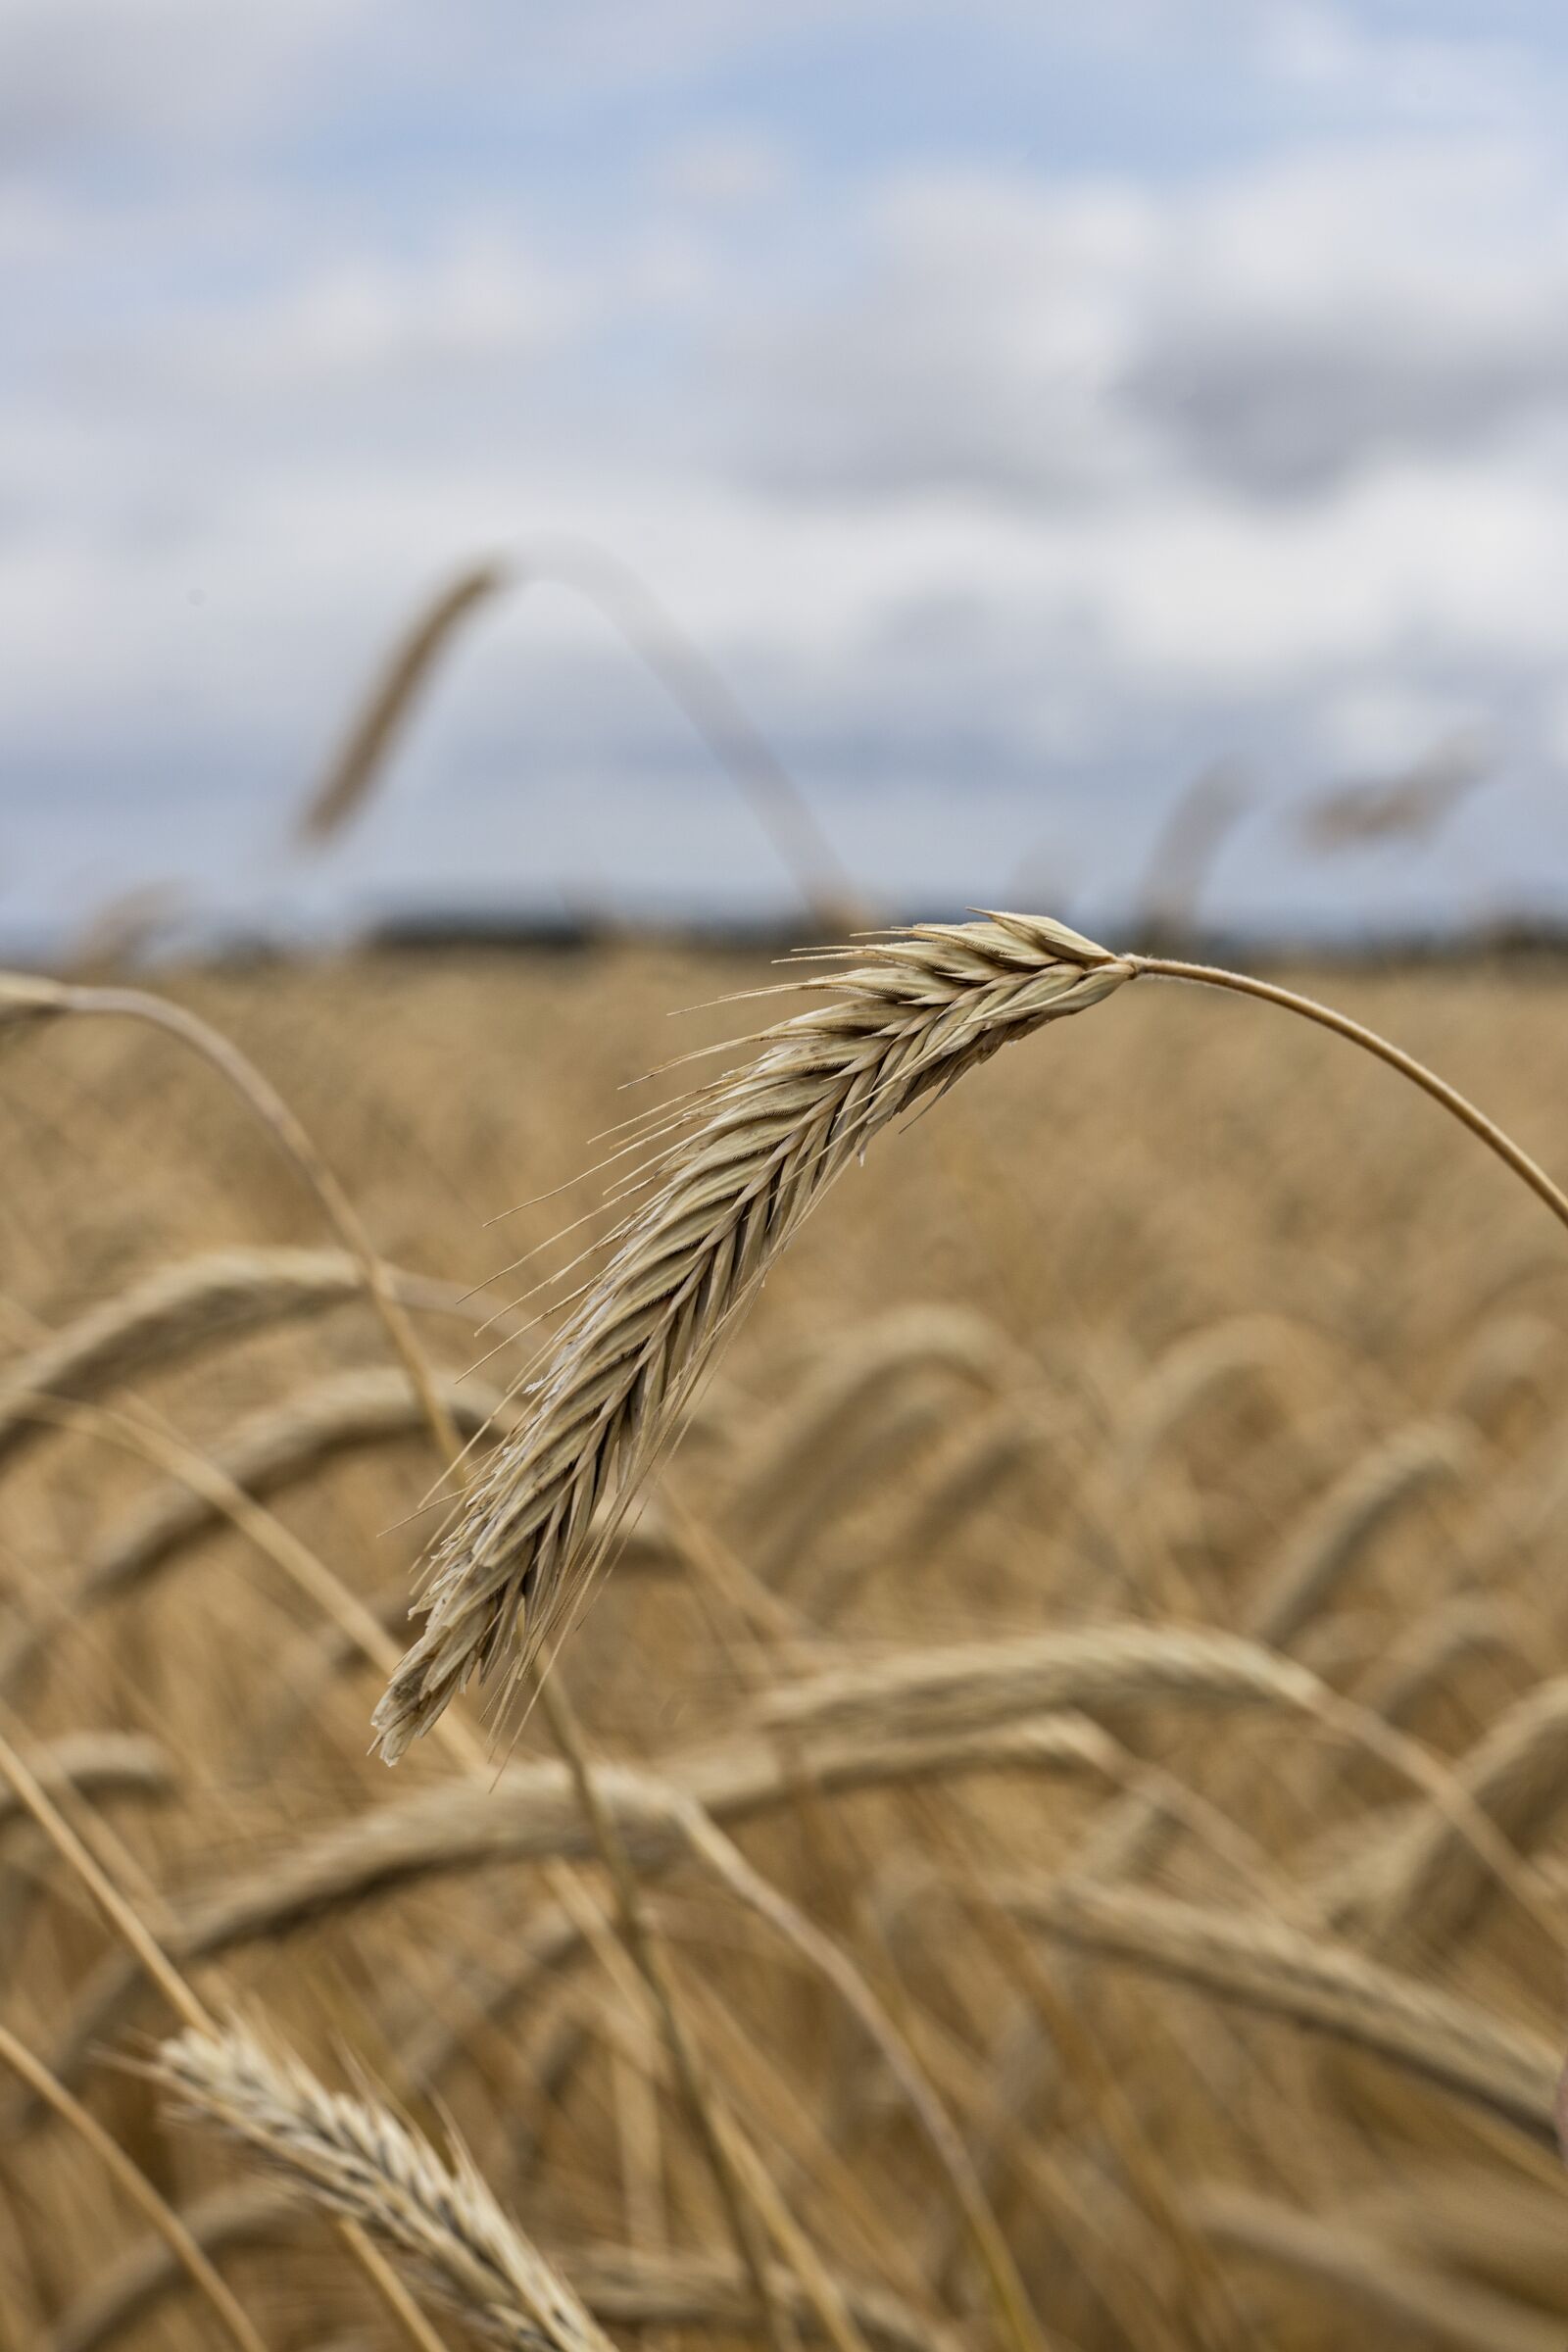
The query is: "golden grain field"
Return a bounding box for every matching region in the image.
[4,935,1567,2352]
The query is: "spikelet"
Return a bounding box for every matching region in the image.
[154,2023,612,2352]
[373,911,1132,1760]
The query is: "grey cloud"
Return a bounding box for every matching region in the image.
[717,186,1156,504]
[721,150,1568,506]
[1124,306,1568,496]
[739,291,1568,507]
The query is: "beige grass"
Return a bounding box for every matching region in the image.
[0,1246,506,1469]
[1003,1874,1559,2142]
[51,2180,284,2352]
[1246,1417,1473,1648]
[0,1368,512,1696]
[0,1731,173,1833]
[52,1714,1112,2084]
[1194,2184,1562,2352]
[10,936,1568,2348]
[1338,1672,1568,1952]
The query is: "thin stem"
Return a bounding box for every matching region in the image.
[676,1798,1048,2352]
[0,976,464,1461]
[530,1669,802,2352]
[0,1730,448,2352]
[0,1395,403,1690]
[919,1796,1247,2352]
[1130,957,1568,1241]
[0,1728,205,2033]
[0,2020,270,2352]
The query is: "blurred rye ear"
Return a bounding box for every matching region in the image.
[292,540,863,926]
[294,561,509,848]
[154,2022,613,2352]
[372,911,1132,1761]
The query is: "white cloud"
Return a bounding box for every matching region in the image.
[1128,142,1568,491]
[1259,1,1541,122]
[9,5,1568,935]
[175,236,585,395]
[725,137,1568,502]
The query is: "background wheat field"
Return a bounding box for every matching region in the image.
[4,937,1568,2352]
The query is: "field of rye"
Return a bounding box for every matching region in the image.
[3,924,1568,2351]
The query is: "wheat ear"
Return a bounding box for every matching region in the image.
[296,560,509,845]
[154,2021,614,2352]
[291,543,862,924]
[373,912,1133,1759]
[377,915,1568,1761]
[0,1370,515,1700]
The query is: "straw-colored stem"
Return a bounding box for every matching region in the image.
[0,976,464,1461]
[1131,957,1568,1240]
[919,1799,1245,2352]
[0,2021,270,2352]
[0,1732,447,2352]
[25,1396,813,2352]
[0,1727,204,2032]
[675,1800,1047,2352]
[0,1395,420,1708]
[530,1668,799,2352]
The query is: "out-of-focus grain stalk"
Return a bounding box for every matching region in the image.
[291,541,863,927]
[296,562,509,848]
[0,976,463,1460]
[154,2022,616,2352]
[0,968,797,2348]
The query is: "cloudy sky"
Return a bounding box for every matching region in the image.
[7,0,1568,946]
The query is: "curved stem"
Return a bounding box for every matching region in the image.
[0,975,464,1461]
[1130,956,1568,1243]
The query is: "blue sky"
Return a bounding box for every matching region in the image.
[8,1,1568,946]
